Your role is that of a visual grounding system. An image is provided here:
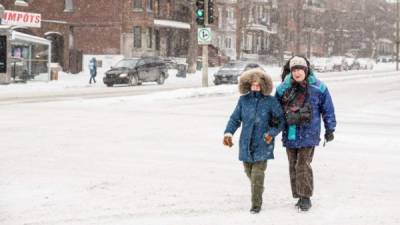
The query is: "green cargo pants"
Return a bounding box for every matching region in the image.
[243,161,268,208]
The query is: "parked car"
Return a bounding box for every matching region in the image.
[103,57,169,87]
[310,57,334,72]
[376,55,393,63]
[161,57,178,69]
[330,56,348,71]
[344,57,360,70]
[356,58,374,70]
[213,61,247,85]
[243,63,265,71]
[213,61,264,85]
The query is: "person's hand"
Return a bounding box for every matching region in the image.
[264,134,273,144]
[324,131,334,142]
[223,135,234,147]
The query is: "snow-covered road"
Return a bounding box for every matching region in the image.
[0,63,398,105]
[1,71,400,225]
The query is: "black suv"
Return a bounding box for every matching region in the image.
[103,57,169,87]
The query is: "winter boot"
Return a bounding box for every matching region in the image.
[298,197,312,211]
[295,198,301,207]
[250,206,261,214]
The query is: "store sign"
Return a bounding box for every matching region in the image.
[1,10,41,28]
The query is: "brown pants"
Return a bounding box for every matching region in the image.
[243,161,268,207]
[286,147,315,198]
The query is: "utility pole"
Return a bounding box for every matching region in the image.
[202,0,209,87]
[396,0,399,71]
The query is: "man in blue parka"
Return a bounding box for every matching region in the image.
[223,67,284,214]
[89,57,97,84]
[276,56,336,211]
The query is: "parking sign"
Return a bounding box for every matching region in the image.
[198,28,212,45]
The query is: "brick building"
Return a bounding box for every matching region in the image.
[276,0,326,58]
[1,0,191,73]
[215,0,278,61]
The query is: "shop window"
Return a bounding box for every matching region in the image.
[0,36,6,73]
[134,26,142,48]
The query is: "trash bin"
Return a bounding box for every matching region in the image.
[50,69,58,80]
[50,65,61,80]
[176,63,187,78]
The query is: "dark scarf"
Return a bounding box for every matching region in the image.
[250,90,262,99]
[282,80,308,113]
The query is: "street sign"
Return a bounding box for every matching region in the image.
[198,27,212,45]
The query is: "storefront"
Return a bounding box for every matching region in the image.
[0,26,51,84]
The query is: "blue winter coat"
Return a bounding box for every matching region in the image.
[224,92,285,162]
[89,59,97,76]
[275,72,336,148]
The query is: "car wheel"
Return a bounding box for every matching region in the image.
[129,74,139,86]
[157,73,165,85]
[106,83,113,87]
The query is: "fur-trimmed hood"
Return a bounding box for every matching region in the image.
[239,68,273,96]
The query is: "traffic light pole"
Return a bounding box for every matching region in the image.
[202,0,209,87]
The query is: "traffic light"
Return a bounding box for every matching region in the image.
[196,0,205,26]
[208,0,214,24]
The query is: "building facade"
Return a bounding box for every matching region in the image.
[214,0,278,62]
[1,0,191,73]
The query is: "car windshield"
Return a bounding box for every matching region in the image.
[114,59,137,68]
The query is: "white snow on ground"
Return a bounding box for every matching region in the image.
[1,64,400,225]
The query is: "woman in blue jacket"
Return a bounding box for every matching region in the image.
[223,68,284,214]
[276,56,336,211]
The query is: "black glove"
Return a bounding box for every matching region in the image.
[269,116,281,128]
[324,131,334,142]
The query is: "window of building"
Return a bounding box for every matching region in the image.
[155,30,160,51]
[14,0,30,7]
[133,0,142,9]
[225,38,231,49]
[147,0,153,11]
[64,0,74,11]
[147,28,153,48]
[134,26,142,48]
[155,0,160,16]
[228,8,234,19]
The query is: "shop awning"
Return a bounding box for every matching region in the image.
[154,19,190,30]
[11,30,51,46]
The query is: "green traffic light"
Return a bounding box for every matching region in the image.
[196,9,204,17]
